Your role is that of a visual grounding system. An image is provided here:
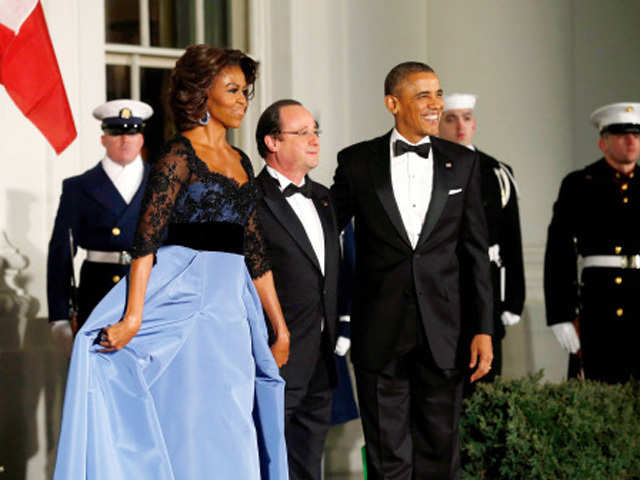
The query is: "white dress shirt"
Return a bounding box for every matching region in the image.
[266,166,325,275]
[389,129,433,249]
[101,155,144,204]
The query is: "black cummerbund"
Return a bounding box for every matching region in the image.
[165,222,244,254]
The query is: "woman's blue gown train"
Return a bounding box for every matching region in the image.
[53,246,288,479]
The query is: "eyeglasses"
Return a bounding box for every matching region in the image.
[279,128,322,138]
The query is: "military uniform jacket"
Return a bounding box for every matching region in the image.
[477,150,526,339]
[47,161,149,322]
[544,158,640,326]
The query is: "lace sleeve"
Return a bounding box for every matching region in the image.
[243,207,272,278]
[131,142,191,258]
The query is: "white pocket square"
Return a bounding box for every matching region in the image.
[448,188,462,195]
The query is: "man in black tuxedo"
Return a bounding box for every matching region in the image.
[254,99,339,480]
[331,62,494,479]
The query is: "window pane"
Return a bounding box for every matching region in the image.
[204,0,229,47]
[140,67,173,162]
[105,0,140,45]
[106,65,131,100]
[149,0,195,48]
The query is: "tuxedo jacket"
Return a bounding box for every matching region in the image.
[255,168,340,389]
[330,132,493,371]
[47,162,149,322]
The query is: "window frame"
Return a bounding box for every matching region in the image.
[104,0,249,149]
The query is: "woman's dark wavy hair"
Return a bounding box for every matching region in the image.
[169,44,259,132]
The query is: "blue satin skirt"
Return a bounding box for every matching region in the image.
[54,246,288,479]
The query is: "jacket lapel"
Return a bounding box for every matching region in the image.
[82,163,128,216]
[416,139,453,248]
[117,162,150,223]
[369,132,412,248]
[257,169,323,273]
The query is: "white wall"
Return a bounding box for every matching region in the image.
[572,0,640,169]
[250,0,429,186]
[427,0,576,381]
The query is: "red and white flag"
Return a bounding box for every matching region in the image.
[0,0,76,154]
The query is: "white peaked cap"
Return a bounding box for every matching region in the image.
[589,102,640,134]
[92,99,153,122]
[443,93,477,112]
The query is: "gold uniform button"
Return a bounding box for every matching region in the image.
[112,275,121,283]
[615,246,622,254]
[112,227,121,236]
[623,197,629,203]
[615,277,622,285]
[616,308,623,317]
[630,172,635,178]
[621,183,629,191]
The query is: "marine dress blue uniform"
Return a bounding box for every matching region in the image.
[54,135,288,479]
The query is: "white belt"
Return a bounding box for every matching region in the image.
[582,254,640,269]
[86,250,132,265]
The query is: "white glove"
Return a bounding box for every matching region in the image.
[50,320,74,357]
[501,311,521,326]
[334,336,351,356]
[551,322,580,354]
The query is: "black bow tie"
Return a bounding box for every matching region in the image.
[393,140,431,158]
[283,181,313,198]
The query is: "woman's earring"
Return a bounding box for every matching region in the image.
[199,111,210,126]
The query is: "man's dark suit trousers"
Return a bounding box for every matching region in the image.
[354,300,464,480]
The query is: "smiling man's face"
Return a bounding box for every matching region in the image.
[385,71,444,142]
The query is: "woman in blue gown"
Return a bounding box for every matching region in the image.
[54,45,290,479]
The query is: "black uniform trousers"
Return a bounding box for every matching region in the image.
[354,298,463,480]
[77,261,130,327]
[580,268,640,383]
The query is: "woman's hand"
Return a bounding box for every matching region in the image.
[270,331,290,367]
[99,314,142,352]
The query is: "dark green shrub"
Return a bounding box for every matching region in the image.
[460,372,640,479]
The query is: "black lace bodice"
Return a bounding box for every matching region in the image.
[131,135,270,278]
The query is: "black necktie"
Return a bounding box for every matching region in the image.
[393,139,431,158]
[283,181,313,198]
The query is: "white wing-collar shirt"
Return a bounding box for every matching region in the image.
[389,129,433,249]
[101,155,144,204]
[266,165,325,275]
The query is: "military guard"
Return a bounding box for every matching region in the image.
[331,220,359,425]
[48,99,153,354]
[439,93,526,383]
[545,102,640,384]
